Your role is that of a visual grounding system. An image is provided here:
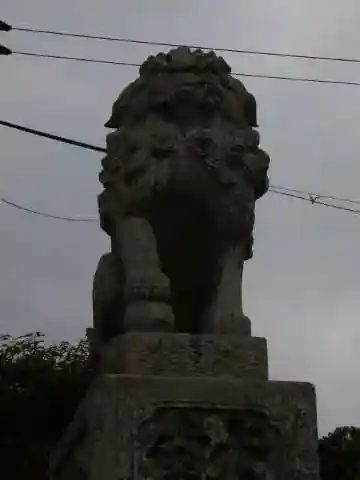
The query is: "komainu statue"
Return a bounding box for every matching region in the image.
[91,47,270,351]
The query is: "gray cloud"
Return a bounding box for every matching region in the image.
[1,0,360,436]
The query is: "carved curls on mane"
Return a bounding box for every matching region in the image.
[105,47,257,129]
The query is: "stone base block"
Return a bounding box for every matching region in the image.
[50,374,319,479]
[98,332,268,380]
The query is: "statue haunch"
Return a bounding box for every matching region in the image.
[91,47,270,350]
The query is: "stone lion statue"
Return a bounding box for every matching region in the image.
[91,47,270,351]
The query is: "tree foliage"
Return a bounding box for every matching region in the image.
[319,426,360,480]
[0,332,92,479]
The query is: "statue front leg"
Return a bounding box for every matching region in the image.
[115,216,175,332]
[204,245,251,335]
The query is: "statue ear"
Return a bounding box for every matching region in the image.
[244,93,258,127]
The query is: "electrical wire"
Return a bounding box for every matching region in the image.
[12,51,141,68]
[11,25,360,65]
[268,188,360,214]
[2,187,360,225]
[0,120,106,153]
[270,184,360,205]
[10,51,360,87]
[0,197,97,222]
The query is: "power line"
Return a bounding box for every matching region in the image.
[268,188,360,214]
[1,118,360,219]
[0,120,106,153]
[271,184,360,205]
[9,51,360,87]
[2,188,360,225]
[13,51,140,69]
[0,197,96,222]
[10,24,360,65]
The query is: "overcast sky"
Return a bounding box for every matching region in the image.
[1,0,360,437]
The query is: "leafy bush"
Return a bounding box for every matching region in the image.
[319,426,360,480]
[0,332,92,479]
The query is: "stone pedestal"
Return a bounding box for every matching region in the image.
[50,333,320,479]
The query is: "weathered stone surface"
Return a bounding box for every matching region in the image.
[50,375,319,479]
[93,46,271,341]
[97,332,268,380]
